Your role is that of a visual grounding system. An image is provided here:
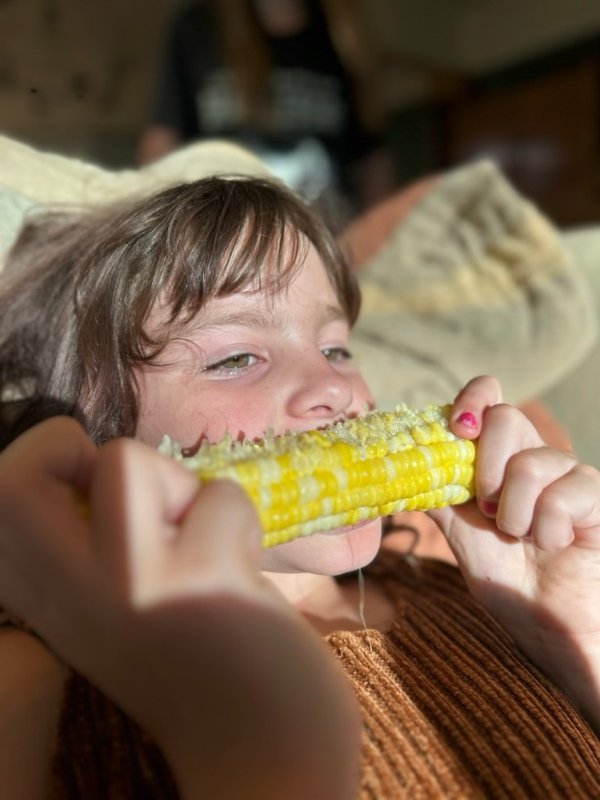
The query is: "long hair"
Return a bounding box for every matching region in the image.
[0,176,360,447]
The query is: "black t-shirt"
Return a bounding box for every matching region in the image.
[151,1,379,204]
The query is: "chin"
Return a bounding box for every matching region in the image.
[260,518,383,575]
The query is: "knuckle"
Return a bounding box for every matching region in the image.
[535,486,570,519]
[575,462,600,484]
[485,402,520,427]
[505,448,547,485]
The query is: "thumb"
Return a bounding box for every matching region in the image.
[171,479,263,586]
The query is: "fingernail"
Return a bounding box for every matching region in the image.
[456,411,477,429]
[480,498,498,517]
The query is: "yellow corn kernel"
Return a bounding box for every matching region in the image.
[160,404,476,548]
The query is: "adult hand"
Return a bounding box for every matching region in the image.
[0,418,360,800]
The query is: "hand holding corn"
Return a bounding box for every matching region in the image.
[160,404,477,548]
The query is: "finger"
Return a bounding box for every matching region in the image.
[0,417,96,624]
[1,415,97,492]
[530,463,600,552]
[475,403,545,515]
[0,416,96,565]
[91,441,264,608]
[494,447,579,543]
[89,438,199,602]
[428,500,510,553]
[449,375,502,438]
[172,479,263,584]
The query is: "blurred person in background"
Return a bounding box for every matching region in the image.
[137,0,396,222]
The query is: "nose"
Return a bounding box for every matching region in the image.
[286,353,354,426]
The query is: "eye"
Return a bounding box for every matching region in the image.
[321,346,352,363]
[203,353,257,374]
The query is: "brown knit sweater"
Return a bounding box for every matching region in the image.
[49,553,600,798]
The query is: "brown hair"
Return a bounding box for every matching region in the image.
[0,175,360,447]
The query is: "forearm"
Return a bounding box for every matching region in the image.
[151,601,362,800]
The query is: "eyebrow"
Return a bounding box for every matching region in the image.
[188,303,348,333]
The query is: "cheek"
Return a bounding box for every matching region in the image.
[201,391,276,442]
[134,371,212,447]
[349,371,375,413]
[135,369,277,447]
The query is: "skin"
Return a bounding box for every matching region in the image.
[432,382,600,732]
[0,421,361,799]
[136,243,382,577]
[252,0,308,36]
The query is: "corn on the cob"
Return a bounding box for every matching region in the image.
[160,404,476,548]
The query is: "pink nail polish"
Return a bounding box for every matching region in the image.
[480,499,498,517]
[457,411,477,429]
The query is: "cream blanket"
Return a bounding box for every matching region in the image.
[352,160,597,408]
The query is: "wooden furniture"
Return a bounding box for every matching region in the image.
[441,44,600,226]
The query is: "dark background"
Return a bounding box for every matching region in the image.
[3,0,600,225]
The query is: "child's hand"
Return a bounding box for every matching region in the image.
[430,376,600,730]
[0,418,360,799]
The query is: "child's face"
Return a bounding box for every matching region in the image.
[136,243,382,575]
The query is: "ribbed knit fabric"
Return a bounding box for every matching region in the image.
[327,553,600,798]
[50,672,178,800]
[49,552,600,798]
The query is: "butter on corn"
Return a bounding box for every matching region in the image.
[159,404,476,548]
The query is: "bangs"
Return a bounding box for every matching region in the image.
[71,175,359,372]
[164,200,308,329]
[140,177,357,339]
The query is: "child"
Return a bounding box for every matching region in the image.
[1,175,600,798]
